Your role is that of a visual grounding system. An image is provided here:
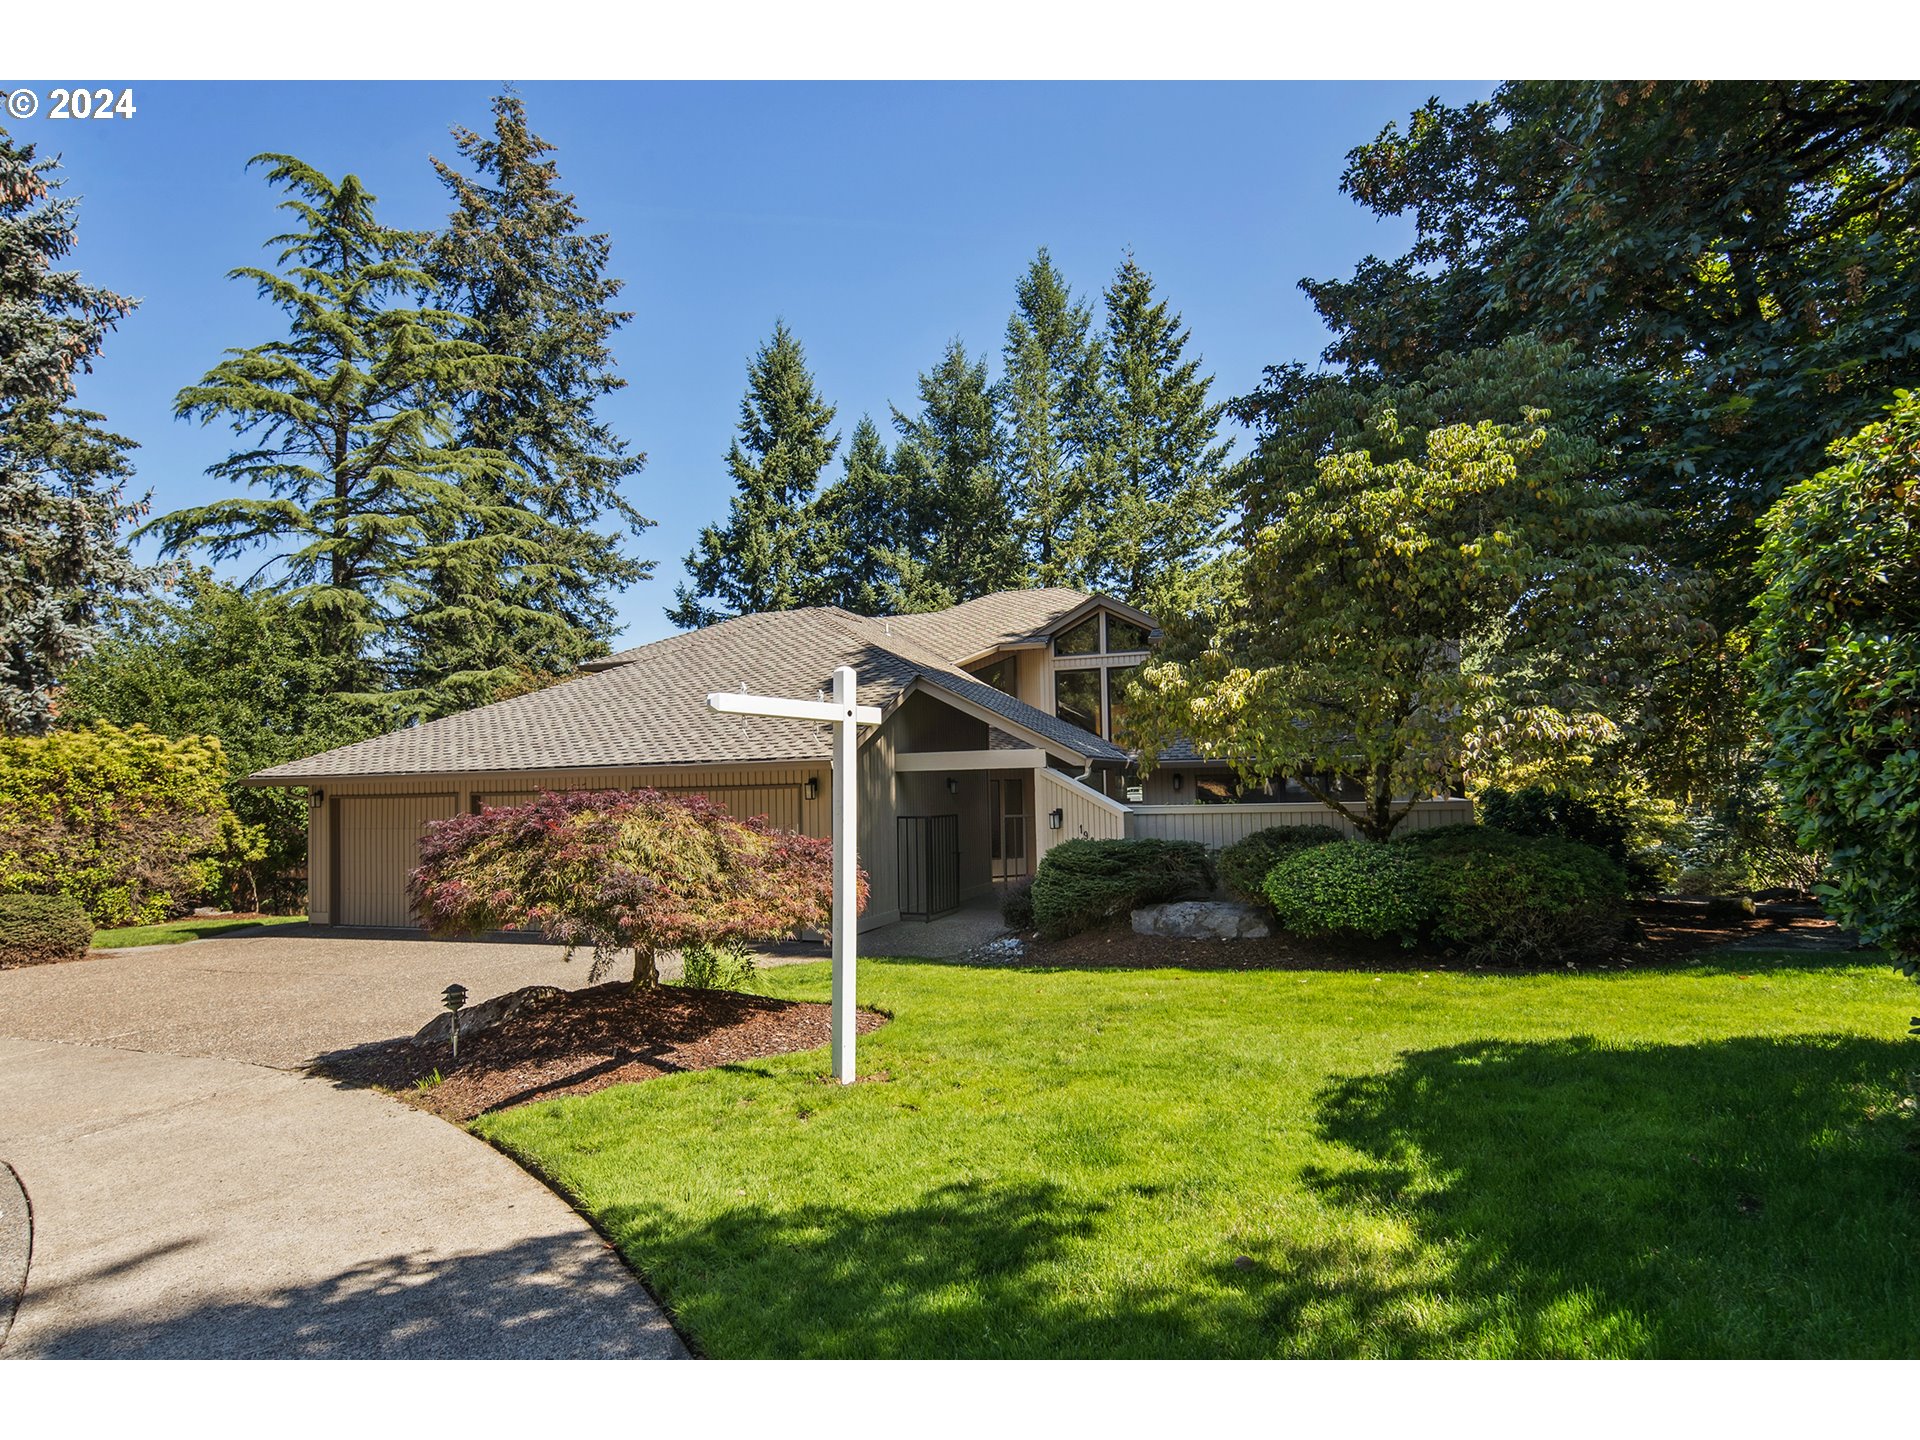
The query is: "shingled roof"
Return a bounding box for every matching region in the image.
[250,599,1130,783]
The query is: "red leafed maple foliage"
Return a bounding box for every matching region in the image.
[409,789,861,988]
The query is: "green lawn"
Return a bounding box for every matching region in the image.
[475,953,1920,1358]
[91,913,307,949]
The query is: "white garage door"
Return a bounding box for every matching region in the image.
[473,785,805,833]
[335,794,457,928]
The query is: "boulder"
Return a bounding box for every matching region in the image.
[1131,900,1271,940]
[410,984,567,1047]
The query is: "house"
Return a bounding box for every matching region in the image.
[249,588,1471,929]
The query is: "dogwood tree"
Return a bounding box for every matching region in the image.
[1127,380,1701,839]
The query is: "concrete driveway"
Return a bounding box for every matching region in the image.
[0,930,688,1359]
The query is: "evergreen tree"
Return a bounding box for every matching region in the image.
[423,91,653,687]
[1001,248,1107,588]
[152,154,548,708]
[890,339,1021,610]
[0,128,150,735]
[802,416,910,614]
[669,322,839,627]
[1096,255,1230,612]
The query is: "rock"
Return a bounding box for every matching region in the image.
[1131,900,1271,940]
[410,984,567,1047]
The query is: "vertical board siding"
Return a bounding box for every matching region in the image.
[474,784,805,834]
[309,764,827,927]
[1034,768,1131,864]
[333,793,456,927]
[1128,798,1475,847]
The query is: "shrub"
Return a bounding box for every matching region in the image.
[1751,391,1920,979]
[1402,825,1630,964]
[410,789,851,989]
[1264,841,1429,944]
[0,722,261,925]
[677,941,759,992]
[1217,824,1346,905]
[1030,839,1215,940]
[0,893,93,967]
[1478,785,1667,895]
[1000,879,1035,931]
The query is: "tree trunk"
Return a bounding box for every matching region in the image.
[631,947,659,991]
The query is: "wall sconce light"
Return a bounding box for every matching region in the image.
[946,776,959,795]
[1048,808,1064,830]
[1171,773,1184,793]
[311,788,326,805]
[804,777,820,801]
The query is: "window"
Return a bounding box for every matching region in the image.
[1055,668,1100,735]
[969,655,1017,696]
[1054,615,1100,656]
[1104,664,1140,743]
[1106,617,1150,652]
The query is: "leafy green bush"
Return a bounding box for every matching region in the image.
[1217,824,1345,905]
[1405,826,1630,963]
[1751,391,1920,979]
[1000,879,1035,931]
[676,942,759,992]
[1263,841,1430,944]
[0,893,92,967]
[1030,839,1215,941]
[1478,785,1667,894]
[0,722,261,925]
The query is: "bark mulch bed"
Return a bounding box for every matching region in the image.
[316,983,889,1122]
[1000,900,1864,975]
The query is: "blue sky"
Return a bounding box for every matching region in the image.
[36,80,1491,647]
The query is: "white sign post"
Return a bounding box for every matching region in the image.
[708,665,881,1083]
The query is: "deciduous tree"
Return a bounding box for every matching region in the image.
[410,789,852,989]
[1751,391,1920,981]
[1127,382,1700,839]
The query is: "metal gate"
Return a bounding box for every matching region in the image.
[897,813,960,920]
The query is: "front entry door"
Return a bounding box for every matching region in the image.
[990,774,1030,881]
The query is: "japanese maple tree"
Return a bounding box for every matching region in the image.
[409,789,854,989]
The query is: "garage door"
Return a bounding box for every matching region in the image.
[335,794,457,928]
[473,785,804,833]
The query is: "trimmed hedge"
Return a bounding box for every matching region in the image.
[0,893,92,968]
[1217,824,1346,905]
[1478,785,1664,895]
[1261,825,1633,962]
[1263,841,1429,943]
[1030,839,1215,940]
[1407,825,1630,963]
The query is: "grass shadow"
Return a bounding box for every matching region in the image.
[1289,1033,1920,1356]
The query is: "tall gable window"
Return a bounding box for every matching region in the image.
[1054,615,1101,656]
[1055,669,1100,735]
[1051,608,1156,741]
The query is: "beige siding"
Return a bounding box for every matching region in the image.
[474,783,806,833]
[304,762,829,925]
[332,793,456,927]
[1034,767,1131,864]
[1129,798,1475,847]
[856,716,900,928]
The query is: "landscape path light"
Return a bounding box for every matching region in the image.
[441,983,468,1060]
